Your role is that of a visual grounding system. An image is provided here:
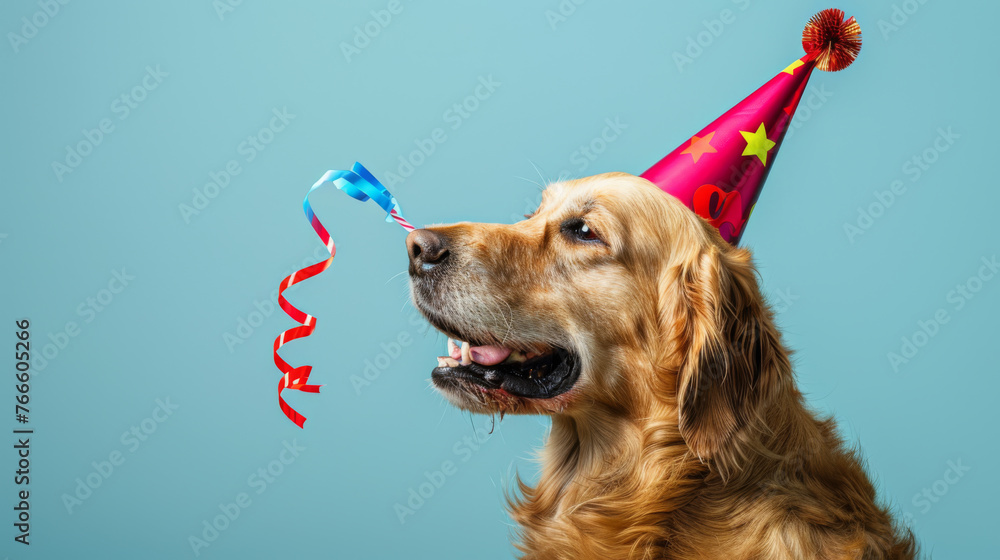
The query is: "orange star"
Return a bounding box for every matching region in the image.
[681,132,718,163]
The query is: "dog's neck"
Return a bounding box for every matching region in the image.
[509,378,801,558]
[544,406,698,500]
[509,403,707,556]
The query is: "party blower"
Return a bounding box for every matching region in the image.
[272,9,862,427]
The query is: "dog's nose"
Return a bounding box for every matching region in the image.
[406,228,449,271]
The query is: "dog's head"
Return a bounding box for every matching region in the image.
[407,172,785,460]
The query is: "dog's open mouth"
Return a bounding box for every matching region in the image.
[431,338,580,400]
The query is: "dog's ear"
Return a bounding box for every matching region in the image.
[673,244,785,473]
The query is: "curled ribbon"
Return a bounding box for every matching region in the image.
[692,183,745,239]
[274,162,415,427]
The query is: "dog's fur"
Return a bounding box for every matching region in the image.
[408,173,917,559]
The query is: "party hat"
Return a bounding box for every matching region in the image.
[642,9,862,244]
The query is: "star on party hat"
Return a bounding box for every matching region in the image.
[642,9,862,244]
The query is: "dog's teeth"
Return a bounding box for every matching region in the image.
[461,341,472,365]
[448,338,460,360]
[437,356,461,368]
[504,350,527,364]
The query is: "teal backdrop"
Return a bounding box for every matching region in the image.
[1,0,995,558]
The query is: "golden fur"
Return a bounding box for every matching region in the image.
[410,173,917,559]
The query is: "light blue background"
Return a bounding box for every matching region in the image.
[1,1,995,558]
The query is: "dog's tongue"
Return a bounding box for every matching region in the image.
[470,345,512,366]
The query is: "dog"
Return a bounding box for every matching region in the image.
[405,172,917,559]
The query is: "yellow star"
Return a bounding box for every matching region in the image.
[782,59,805,75]
[740,123,776,166]
[680,131,718,163]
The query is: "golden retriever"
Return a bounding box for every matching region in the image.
[405,172,917,559]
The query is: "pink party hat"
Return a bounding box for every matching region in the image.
[642,9,862,244]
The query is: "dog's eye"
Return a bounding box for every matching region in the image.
[561,218,602,243]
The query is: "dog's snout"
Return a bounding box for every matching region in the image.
[406,228,450,272]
